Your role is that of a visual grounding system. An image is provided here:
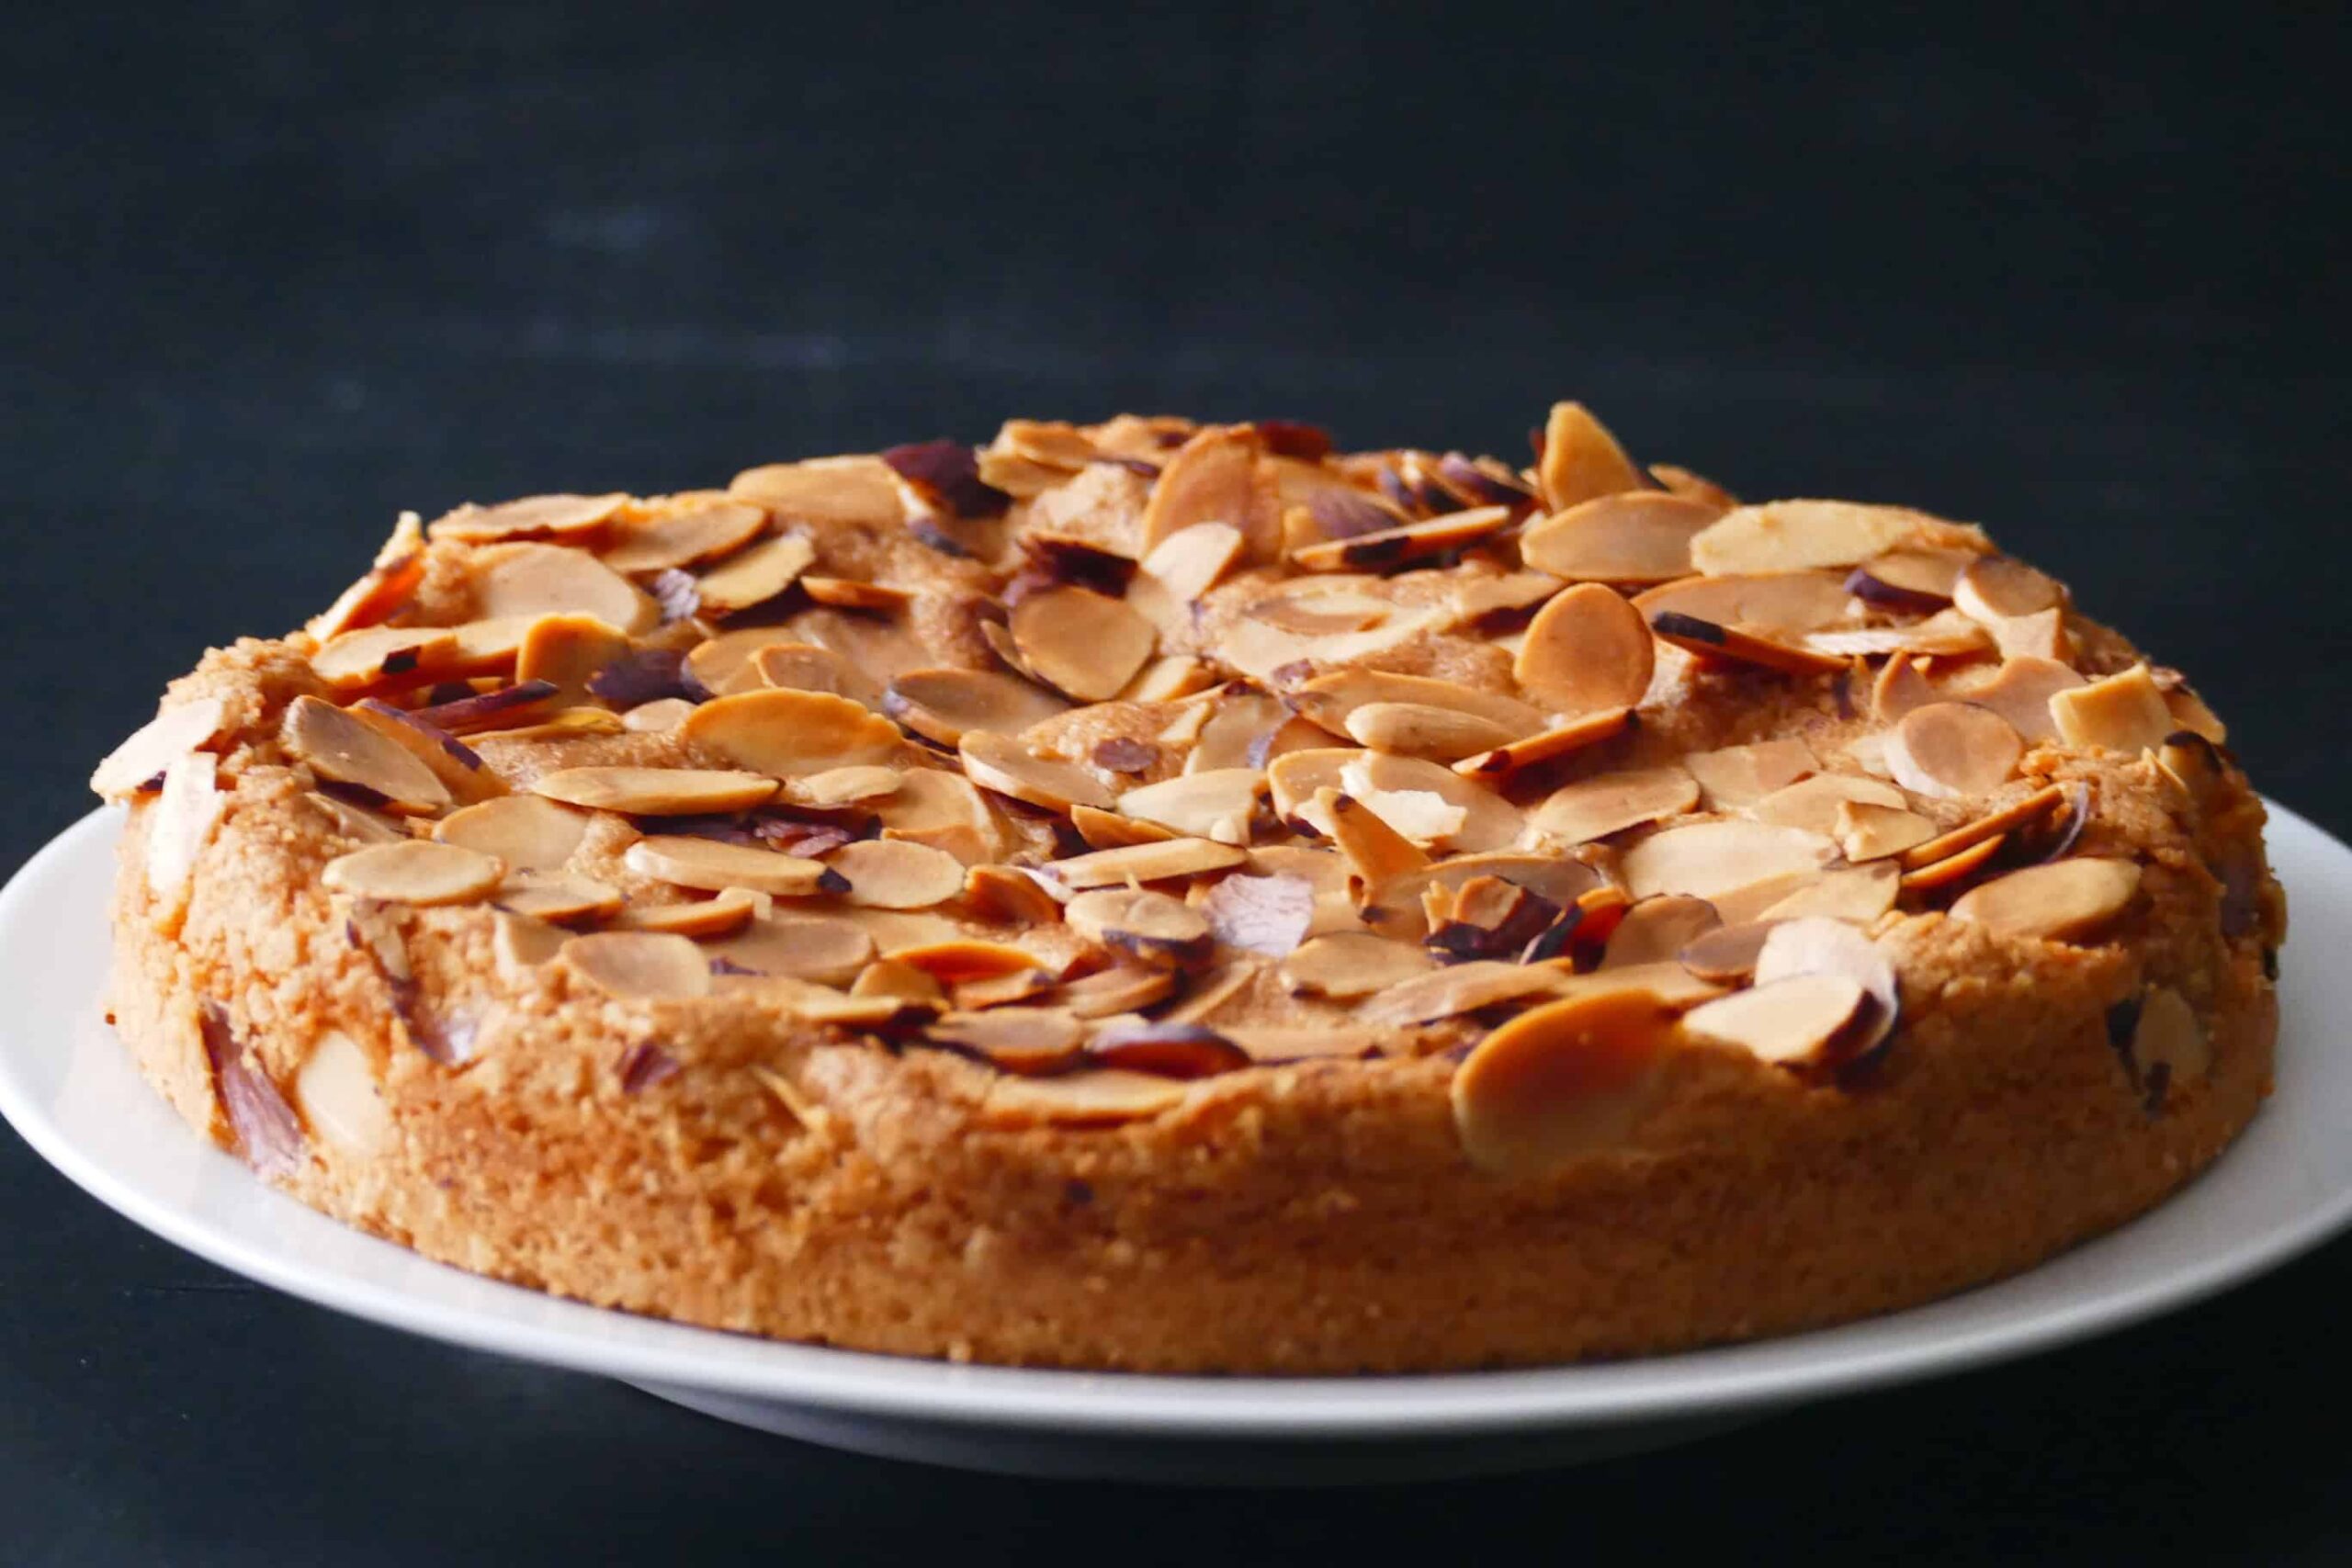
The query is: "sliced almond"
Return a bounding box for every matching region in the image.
[475,543,655,634]
[957,731,1115,812]
[433,795,590,872]
[1120,654,1216,703]
[962,865,1068,926]
[1753,915,1900,1061]
[1126,521,1245,643]
[1514,583,1656,715]
[309,514,427,643]
[1649,610,1849,676]
[513,614,632,707]
[2127,986,2211,1111]
[1452,706,1636,780]
[615,889,765,938]
[1886,702,2023,800]
[1340,703,1519,761]
[682,688,902,776]
[1007,586,1157,701]
[825,839,964,909]
[1115,768,1264,845]
[1806,610,1995,660]
[728,454,904,524]
[93,697,230,799]
[1633,570,1855,637]
[492,909,568,976]
[145,752,225,915]
[322,840,503,906]
[1899,834,2008,892]
[1759,862,1900,923]
[1530,764,1699,846]
[888,940,1044,985]
[1676,737,1816,811]
[1064,888,1213,969]
[431,492,627,544]
[785,764,901,808]
[1521,491,1720,582]
[1871,655,1940,725]
[304,790,407,845]
[309,626,461,693]
[623,835,842,897]
[851,958,948,1005]
[926,1010,1086,1075]
[2048,663,2174,754]
[1286,505,1511,572]
[874,768,1004,863]
[706,913,876,985]
[1649,464,1737,507]
[683,627,796,697]
[280,695,451,814]
[1140,426,1272,561]
[1275,750,1527,853]
[560,931,712,1000]
[1621,820,1837,908]
[1072,804,1179,850]
[1949,857,2141,942]
[532,766,779,815]
[1846,548,1973,607]
[886,668,1067,747]
[786,604,935,683]
[492,874,625,925]
[1690,500,1960,575]
[1599,896,1723,969]
[1952,555,2063,623]
[748,641,884,707]
[1534,401,1645,511]
[294,1029,390,1157]
[599,502,766,574]
[1941,658,2084,743]
[1450,987,1675,1174]
[1246,589,1392,635]
[1749,773,1908,835]
[464,705,626,745]
[1045,837,1248,890]
[1676,920,1780,985]
[2164,685,2228,746]
[1279,931,1436,999]
[1358,959,1568,1027]
[1833,800,1937,862]
[620,697,697,734]
[979,1069,1188,1127]
[1357,852,1601,942]
[1683,974,1868,1065]
[1896,783,2070,871]
[1315,788,1423,893]
[695,532,819,617]
[1290,669,1544,742]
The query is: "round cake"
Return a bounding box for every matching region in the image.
[90,403,2285,1372]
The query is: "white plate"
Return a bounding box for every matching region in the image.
[4,805,2349,1484]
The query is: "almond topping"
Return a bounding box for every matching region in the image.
[433,795,590,872]
[1621,820,1838,907]
[2048,663,2174,754]
[1748,773,1908,836]
[1833,800,1937,862]
[92,696,229,799]
[1952,556,2063,622]
[1676,921,1780,985]
[695,533,817,618]
[1600,896,1723,968]
[825,839,965,909]
[1450,987,1675,1175]
[1287,505,1512,573]
[309,513,425,641]
[682,687,903,776]
[1752,916,1901,1062]
[1358,960,1568,1026]
[280,695,451,814]
[1072,805,1179,850]
[957,731,1115,812]
[1675,738,1816,811]
[979,1070,1188,1127]
[681,628,794,697]
[623,836,842,897]
[1894,783,2069,871]
[1531,764,1700,845]
[1871,655,1939,725]
[514,614,632,706]
[1280,931,1436,999]
[305,791,407,845]
[1533,401,1645,512]
[615,890,765,938]
[532,766,779,816]
[927,1010,1086,1076]
[851,959,948,1005]
[1690,500,1959,575]
[1322,788,1430,899]
[706,914,876,985]
[1008,586,1158,701]
[1949,857,2142,942]
[886,668,1067,746]
[727,455,904,525]
[309,626,461,692]
[492,874,625,925]
[1648,610,1849,676]
[1521,492,1721,582]
[748,641,884,707]
[296,1029,390,1157]
[801,577,913,613]
[1758,862,1901,923]
[431,492,627,544]
[1199,873,1317,957]
[1141,426,1272,561]
[1899,834,2008,892]
[874,768,1004,864]
[1117,768,1264,844]
[475,543,656,634]
[1453,707,1636,779]
[1885,702,2023,799]
[1683,974,1869,1065]
[1846,548,1972,608]
[785,765,902,808]
[1633,570,1856,637]
[1065,888,1214,969]
[1127,521,1246,642]
[322,840,503,906]
[146,752,225,915]
[1290,670,1544,743]
[2125,986,2211,1111]
[1514,583,1656,715]
[492,910,568,976]
[888,940,1045,984]
[1343,702,1522,761]
[1119,655,1216,703]
[598,502,767,574]
[560,931,712,1000]
[1357,853,1601,942]
[1045,838,1248,890]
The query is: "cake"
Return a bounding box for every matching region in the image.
[88,403,2285,1372]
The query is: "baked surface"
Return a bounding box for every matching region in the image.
[92,405,2286,1372]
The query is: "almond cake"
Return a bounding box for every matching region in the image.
[88,403,2285,1372]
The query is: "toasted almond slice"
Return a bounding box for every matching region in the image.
[1541,961,1721,1010]
[1287,506,1511,572]
[475,543,655,634]
[615,889,764,938]
[431,492,628,544]
[598,502,767,574]
[1291,670,1544,742]
[1445,570,1564,632]
[1451,987,1675,1174]
[1949,857,2141,942]
[1117,769,1263,845]
[1886,702,2023,799]
[1008,586,1157,702]
[1246,589,1392,635]
[435,617,544,678]
[1141,426,1272,560]
[797,576,910,612]
[682,688,902,776]
[785,764,901,808]
[1847,548,1973,607]
[743,641,882,708]
[888,940,1042,985]
[1804,609,1996,660]
[1530,764,1700,845]
[92,697,229,798]
[1182,689,1301,773]
[310,626,462,693]
[1358,852,1601,942]
[1895,783,2069,871]
[1952,556,2063,622]
[1749,773,1909,835]
[1268,749,1522,852]
[489,909,567,977]
[1899,834,2007,892]
[874,768,1004,863]
[727,454,904,524]
[1834,800,1938,862]
[1753,916,1899,1050]
[706,913,876,985]
[1064,888,1213,969]
[1622,820,1837,908]
[1154,960,1260,1025]
[623,835,843,897]
[1127,522,1246,643]
[1343,703,1521,761]
[1600,896,1723,968]
[680,627,791,697]
[1197,872,1317,956]
[851,958,948,1004]
[1514,583,1655,715]
[1672,738,1815,812]
[560,931,711,1000]
[1759,862,1900,923]
[1871,655,1939,725]
[465,705,627,745]
[926,1010,1087,1075]
[693,533,817,617]
[1683,974,1868,1065]
[825,840,964,909]
[954,968,1059,1010]
[1453,707,1636,779]
[280,695,451,814]
[1649,610,1849,676]
[1279,931,1436,999]
[786,605,935,683]
[1046,838,1248,890]
[1119,655,1216,703]
[1939,658,2083,743]
[343,701,498,806]
[492,874,624,925]
[1633,570,1856,637]
[532,766,779,815]
[305,790,407,845]
[513,614,632,707]
[620,697,697,734]
[2128,986,2211,1110]
[958,731,1115,812]
[294,1028,390,1157]
[1676,920,1780,985]
[145,752,225,914]
[1521,491,1721,582]
[1984,605,2068,662]
[962,864,1066,925]
[322,840,503,906]
[979,1069,1188,1127]
[1690,500,1961,575]
[886,668,1067,746]
[1072,804,1179,850]
[1534,401,1645,512]
[1321,787,1430,898]
[1220,1024,1390,1063]
[433,795,590,872]
[309,513,426,641]
[2048,663,2174,754]
[1358,959,1569,1027]
[1648,463,1737,507]
[2164,686,2228,746]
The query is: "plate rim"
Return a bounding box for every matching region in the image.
[4,801,2347,1439]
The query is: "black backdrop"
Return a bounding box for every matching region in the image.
[6,4,2347,1562]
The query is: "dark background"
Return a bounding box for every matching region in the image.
[6,3,2347,1562]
